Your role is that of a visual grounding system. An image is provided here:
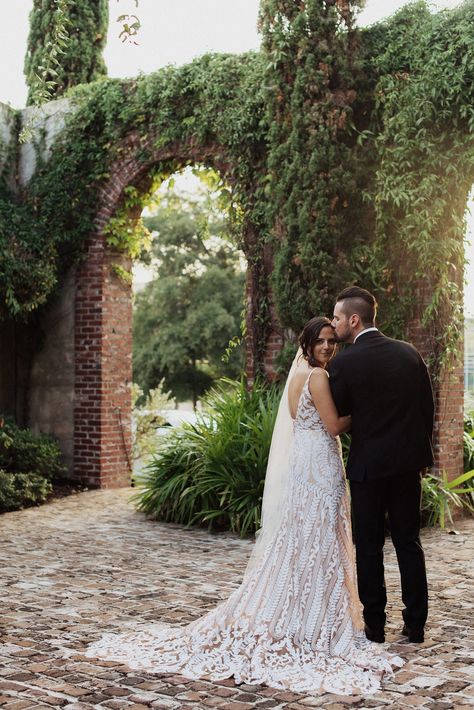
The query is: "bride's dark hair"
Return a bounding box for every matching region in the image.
[299,316,334,367]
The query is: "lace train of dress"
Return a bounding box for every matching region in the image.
[85,375,403,695]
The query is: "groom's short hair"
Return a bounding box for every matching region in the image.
[336,286,377,326]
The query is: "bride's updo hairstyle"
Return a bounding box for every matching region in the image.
[299,316,333,367]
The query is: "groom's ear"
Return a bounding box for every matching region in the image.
[349,314,360,328]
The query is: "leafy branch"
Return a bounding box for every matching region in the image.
[20,0,71,143]
[116,0,141,44]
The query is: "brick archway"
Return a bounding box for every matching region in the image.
[72,147,465,488]
[73,133,270,487]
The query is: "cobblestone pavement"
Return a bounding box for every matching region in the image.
[0,489,472,710]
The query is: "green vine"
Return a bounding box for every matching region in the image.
[1,0,474,379]
[261,0,474,376]
[105,185,154,259]
[260,0,363,330]
[364,1,474,375]
[1,52,271,371]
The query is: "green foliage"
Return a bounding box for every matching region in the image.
[0,417,66,512]
[261,0,364,330]
[0,470,52,513]
[0,418,66,480]
[117,4,141,45]
[24,0,108,105]
[362,1,474,365]
[133,378,282,536]
[2,0,474,378]
[260,0,474,365]
[421,470,474,529]
[0,52,267,332]
[464,412,474,471]
[133,184,246,403]
[132,382,175,462]
[105,185,153,261]
[417,414,474,527]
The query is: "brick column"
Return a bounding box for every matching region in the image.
[407,294,464,481]
[74,233,132,488]
[432,361,464,480]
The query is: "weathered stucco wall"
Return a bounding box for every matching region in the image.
[19,98,69,186]
[0,321,21,420]
[28,269,76,476]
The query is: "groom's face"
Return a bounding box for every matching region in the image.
[331,302,352,343]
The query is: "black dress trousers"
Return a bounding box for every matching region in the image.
[349,470,428,632]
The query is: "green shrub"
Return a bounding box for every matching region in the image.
[134,388,474,535]
[0,417,66,512]
[0,470,52,512]
[133,378,282,536]
[132,381,176,463]
[0,418,66,480]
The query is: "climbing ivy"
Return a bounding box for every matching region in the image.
[262,0,474,374]
[0,52,270,371]
[2,0,474,377]
[260,1,368,331]
[371,1,474,373]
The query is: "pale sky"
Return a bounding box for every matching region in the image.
[1,0,472,311]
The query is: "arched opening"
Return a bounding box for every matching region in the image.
[72,137,263,488]
[131,166,247,472]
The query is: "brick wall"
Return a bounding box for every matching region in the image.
[432,363,464,480]
[406,296,463,482]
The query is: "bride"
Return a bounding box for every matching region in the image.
[86,316,403,694]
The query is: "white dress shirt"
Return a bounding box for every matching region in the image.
[353,327,379,344]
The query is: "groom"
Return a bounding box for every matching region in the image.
[328,286,434,644]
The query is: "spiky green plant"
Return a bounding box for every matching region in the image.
[132,378,282,536]
[421,470,474,529]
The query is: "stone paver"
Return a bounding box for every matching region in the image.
[0,489,473,709]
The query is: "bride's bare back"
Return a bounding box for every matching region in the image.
[288,363,351,436]
[288,362,313,419]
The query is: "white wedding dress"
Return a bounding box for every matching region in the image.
[86,371,403,694]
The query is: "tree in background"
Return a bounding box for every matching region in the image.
[24,0,108,105]
[133,178,245,407]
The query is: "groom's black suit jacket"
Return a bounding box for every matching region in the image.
[328,330,434,481]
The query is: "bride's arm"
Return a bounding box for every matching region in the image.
[308,369,352,436]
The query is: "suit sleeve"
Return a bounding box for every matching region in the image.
[419,357,435,440]
[328,357,352,416]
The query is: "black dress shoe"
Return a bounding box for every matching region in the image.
[364,624,385,643]
[402,624,424,643]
